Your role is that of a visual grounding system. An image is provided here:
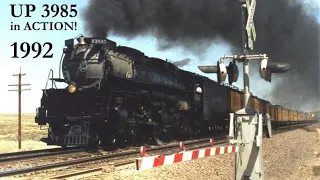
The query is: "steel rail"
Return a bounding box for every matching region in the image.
[272,122,317,135]
[0,147,81,159]
[0,148,85,164]
[48,167,103,179]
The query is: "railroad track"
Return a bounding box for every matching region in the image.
[0,147,85,164]
[46,137,229,180]
[48,167,104,179]
[0,147,76,158]
[0,122,315,179]
[272,121,317,135]
[47,161,133,179]
[0,135,227,178]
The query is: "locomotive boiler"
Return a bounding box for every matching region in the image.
[35,35,317,149]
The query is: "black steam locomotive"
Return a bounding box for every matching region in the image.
[34,36,235,148]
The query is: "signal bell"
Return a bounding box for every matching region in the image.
[198,61,238,85]
[260,58,291,82]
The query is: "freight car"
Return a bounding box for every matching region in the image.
[35,35,316,148]
[227,87,317,126]
[269,105,316,127]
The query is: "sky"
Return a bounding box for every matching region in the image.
[0,0,319,114]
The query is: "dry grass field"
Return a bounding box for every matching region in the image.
[0,113,58,153]
[317,128,320,148]
[315,128,320,176]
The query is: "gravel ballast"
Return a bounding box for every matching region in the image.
[87,123,320,180]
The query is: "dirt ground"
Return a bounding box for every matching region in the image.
[91,122,320,180]
[0,114,58,153]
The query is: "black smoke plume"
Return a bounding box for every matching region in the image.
[171,58,193,67]
[84,0,320,111]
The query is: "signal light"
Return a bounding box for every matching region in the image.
[226,61,239,85]
[198,61,227,84]
[198,61,238,85]
[260,58,291,82]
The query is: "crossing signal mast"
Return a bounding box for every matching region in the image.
[198,0,291,179]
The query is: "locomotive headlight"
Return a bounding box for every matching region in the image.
[196,87,202,94]
[68,84,77,93]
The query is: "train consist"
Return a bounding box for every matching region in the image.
[35,36,317,148]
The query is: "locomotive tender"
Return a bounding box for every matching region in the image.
[35,36,317,148]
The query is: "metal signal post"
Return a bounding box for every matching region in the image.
[234,0,263,179]
[198,0,291,179]
[8,67,31,149]
[221,54,265,180]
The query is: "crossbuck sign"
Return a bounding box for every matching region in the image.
[245,0,256,50]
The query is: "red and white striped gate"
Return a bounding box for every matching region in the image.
[136,139,240,170]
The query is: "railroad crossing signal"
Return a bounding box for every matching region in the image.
[260,58,291,82]
[198,0,291,179]
[8,67,31,150]
[245,0,256,50]
[198,53,291,180]
[227,61,239,85]
[198,61,238,85]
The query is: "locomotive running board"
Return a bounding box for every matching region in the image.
[50,78,66,82]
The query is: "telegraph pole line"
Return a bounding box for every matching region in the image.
[8,67,31,150]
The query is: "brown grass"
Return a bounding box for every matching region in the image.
[317,128,320,144]
[316,128,320,156]
[0,113,58,153]
[313,128,320,176]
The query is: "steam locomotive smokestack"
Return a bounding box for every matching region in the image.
[84,0,320,111]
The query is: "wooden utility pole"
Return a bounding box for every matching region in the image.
[8,67,31,149]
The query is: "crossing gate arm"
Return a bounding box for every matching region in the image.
[136,145,240,170]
